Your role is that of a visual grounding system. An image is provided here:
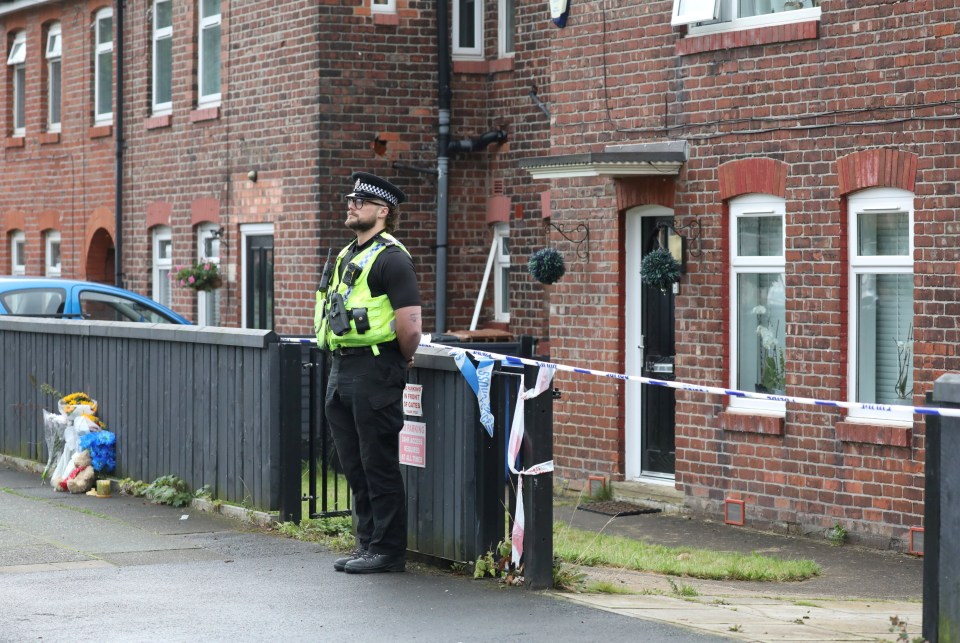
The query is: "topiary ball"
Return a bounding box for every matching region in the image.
[528,247,566,285]
[640,247,681,293]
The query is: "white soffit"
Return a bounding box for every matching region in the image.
[519,141,687,179]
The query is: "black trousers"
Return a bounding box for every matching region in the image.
[325,349,408,556]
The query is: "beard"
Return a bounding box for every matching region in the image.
[346,216,376,232]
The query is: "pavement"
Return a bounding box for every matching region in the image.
[0,455,924,642]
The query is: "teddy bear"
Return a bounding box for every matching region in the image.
[53,449,96,494]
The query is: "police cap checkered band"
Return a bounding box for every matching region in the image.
[347,171,406,207]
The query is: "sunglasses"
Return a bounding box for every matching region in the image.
[345,196,389,210]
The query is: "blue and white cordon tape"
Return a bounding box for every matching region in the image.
[420,340,960,420]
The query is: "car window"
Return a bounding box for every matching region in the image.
[0,288,66,316]
[79,290,179,324]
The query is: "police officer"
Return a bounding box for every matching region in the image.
[315,171,422,574]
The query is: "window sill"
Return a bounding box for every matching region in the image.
[145,114,172,130]
[372,12,399,26]
[89,125,113,139]
[4,136,25,149]
[720,410,785,436]
[836,420,911,448]
[190,106,220,123]
[676,20,818,55]
[39,132,60,145]
[488,57,514,73]
[453,59,490,75]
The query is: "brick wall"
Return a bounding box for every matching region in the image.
[538,0,960,545]
[0,3,115,280]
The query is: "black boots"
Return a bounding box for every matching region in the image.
[333,548,367,572]
[343,552,406,574]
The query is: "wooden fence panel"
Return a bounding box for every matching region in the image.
[0,318,280,510]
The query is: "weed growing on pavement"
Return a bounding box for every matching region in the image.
[553,521,821,581]
[826,522,848,546]
[667,578,699,597]
[274,516,354,550]
[118,475,208,508]
[552,559,586,591]
[887,615,925,643]
[584,580,634,594]
[728,624,743,632]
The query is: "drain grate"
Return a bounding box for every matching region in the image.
[577,500,661,517]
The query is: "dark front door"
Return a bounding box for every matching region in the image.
[640,216,676,475]
[245,234,274,330]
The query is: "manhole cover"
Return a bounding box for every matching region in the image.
[577,501,661,517]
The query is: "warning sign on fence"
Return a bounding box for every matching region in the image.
[399,421,426,468]
[403,384,423,417]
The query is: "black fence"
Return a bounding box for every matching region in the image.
[1,318,554,588]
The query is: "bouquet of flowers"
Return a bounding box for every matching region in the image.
[80,430,116,473]
[42,391,113,486]
[173,262,223,291]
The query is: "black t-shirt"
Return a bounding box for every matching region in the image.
[339,234,421,310]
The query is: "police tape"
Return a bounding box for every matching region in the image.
[421,340,960,420]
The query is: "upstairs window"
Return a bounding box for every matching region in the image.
[672,0,820,32]
[8,31,26,136]
[729,194,786,413]
[453,0,482,59]
[152,0,173,115]
[45,231,62,277]
[498,0,515,58]
[46,23,62,132]
[94,8,114,125]
[198,0,221,107]
[847,188,914,424]
[10,230,26,275]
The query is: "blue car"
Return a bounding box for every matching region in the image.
[0,277,191,324]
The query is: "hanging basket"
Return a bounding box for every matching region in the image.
[528,247,566,285]
[640,247,681,293]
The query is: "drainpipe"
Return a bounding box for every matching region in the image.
[114,0,125,288]
[436,0,452,335]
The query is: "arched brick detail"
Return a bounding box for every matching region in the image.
[836,148,918,196]
[36,210,61,233]
[615,176,676,211]
[191,197,221,226]
[718,158,788,200]
[83,207,115,262]
[2,211,27,233]
[146,201,172,229]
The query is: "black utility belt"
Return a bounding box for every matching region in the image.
[330,341,399,357]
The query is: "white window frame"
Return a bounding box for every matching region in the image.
[453,0,483,60]
[152,226,172,308]
[8,31,26,136]
[94,8,114,125]
[44,231,62,277]
[46,23,62,133]
[197,0,222,107]
[498,0,515,58]
[10,230,26,275]
[493,223,510,323]
[728,194,786,414]
[196,222,221,326]
[847,188,915,425]
[371,0,396,14]
[673,0,820,33]
[152,0,173,115]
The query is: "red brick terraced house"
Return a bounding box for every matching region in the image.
[2,0,958,549]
